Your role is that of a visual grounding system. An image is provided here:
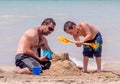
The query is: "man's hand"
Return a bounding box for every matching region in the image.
[39,56,48,62]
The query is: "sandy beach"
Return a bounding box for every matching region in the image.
[0,65,120,84]
[0,54,120,84]
[0,1,120,84]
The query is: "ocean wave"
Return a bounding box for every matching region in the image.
[0,15,35,25]
[0,15,35,19]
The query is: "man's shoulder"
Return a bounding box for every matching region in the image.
[24,28,37,37]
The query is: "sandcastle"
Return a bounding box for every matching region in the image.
[42,53,82,76]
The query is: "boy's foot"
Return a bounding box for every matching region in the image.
[81,69,88,73]
[97,70,102,73]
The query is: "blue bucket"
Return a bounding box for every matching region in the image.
[32,66,42,75]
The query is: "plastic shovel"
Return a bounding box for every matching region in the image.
[57,36,96,48]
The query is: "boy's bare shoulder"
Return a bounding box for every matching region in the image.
[78,22,88,28]
[79,22,88,26]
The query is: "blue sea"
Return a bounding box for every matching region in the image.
[0,0,120,65]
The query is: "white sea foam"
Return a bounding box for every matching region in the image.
[70,57,98,71]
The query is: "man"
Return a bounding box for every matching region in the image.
[15,18,56,74]
[64,21,103,72]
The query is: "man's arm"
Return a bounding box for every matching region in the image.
[23,33,47,62]
[41,36,54,60]
[41,36,53,52]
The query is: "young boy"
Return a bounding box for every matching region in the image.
[64,21,103,72]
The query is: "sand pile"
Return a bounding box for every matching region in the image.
[43,53,81,76]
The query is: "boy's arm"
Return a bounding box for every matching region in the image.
[79,22,92,43]
[73,23,92,47]
[73,35,82,47]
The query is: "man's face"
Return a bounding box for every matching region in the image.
[42,23,55,35]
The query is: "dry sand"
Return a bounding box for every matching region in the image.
[0,53,120,84]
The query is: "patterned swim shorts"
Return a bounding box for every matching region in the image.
[83,32,103,58]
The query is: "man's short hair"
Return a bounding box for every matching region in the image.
[41,18,56,26]
[64,21,76,31]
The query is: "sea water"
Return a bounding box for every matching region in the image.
[0,0,120,66]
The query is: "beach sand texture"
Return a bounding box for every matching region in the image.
[0,54,120,84]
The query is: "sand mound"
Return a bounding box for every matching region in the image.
[43,53,81,76]
[103,62,120,71]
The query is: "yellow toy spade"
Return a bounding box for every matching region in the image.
[57,36,96,48]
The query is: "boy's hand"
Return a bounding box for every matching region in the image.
[75,41,84,47]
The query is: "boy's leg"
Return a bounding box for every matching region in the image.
[83,56,89,72]
[83,42,94,72]
[94,32,103,72]
[95,57,101,72]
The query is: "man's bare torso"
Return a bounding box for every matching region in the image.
[16,28,45,56]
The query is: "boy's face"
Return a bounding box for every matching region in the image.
[65,26,77,36]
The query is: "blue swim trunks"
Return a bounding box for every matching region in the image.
[83,32,103,58]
